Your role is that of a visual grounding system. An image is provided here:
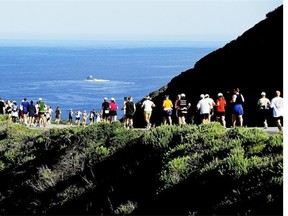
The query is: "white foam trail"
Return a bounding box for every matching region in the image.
[93,78,110,82]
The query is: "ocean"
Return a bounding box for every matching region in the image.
[0,40,217,120]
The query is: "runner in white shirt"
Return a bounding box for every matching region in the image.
[270,90,284,132]
[196,94,214,124]
[141,95,156,129]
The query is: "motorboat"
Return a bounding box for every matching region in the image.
[87,75,94,80]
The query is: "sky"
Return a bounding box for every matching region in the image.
[0,0,283,43]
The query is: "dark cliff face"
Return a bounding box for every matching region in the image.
[133,5,283,128]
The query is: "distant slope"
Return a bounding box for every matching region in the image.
[133,5,283,128]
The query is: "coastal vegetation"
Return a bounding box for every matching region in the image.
[0,115,283,215]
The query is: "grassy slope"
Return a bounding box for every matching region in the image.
[0,115,283,215]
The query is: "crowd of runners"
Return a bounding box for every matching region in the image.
[0,88,284,132]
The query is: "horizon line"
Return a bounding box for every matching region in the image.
[0,38,227,48]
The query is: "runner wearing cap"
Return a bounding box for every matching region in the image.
[215,93,227,127]
[141,95,156,129]
[102,97,110,122]
[176,93,191,125]
[109,97,118,123]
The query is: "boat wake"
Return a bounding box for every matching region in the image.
[85,75,135,84]
[86,78,110,82]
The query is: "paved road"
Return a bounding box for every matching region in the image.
[259,127,281,135]
[32,124,74,130]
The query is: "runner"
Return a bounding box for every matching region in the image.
[125,96,136,128]
[162,94,173,125]
[102,97,110,122]
[141,95,156,129]
[177,93,191,125]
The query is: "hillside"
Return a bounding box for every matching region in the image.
[133,5,283,128]
[0,116,283,215]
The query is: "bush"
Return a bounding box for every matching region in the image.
[0,116,282,215]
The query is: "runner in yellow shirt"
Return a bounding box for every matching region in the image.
[162,95,173,125]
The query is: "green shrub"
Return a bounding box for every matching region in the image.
[114,200,138,215]
[95,145,110,156]
[263,135,283,154]
[27,165,60,192]
[221,145,249,178]
[56,184,88,206]
[0,114,9,125]
[6,123,40,140]
[160,155,191,187]
[0,117,283,215]
[142,124,176,149]
[4,148,19,163]
[247,143,266,155]
[0,160,5,172]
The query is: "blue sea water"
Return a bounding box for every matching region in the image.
[0,41,217,120]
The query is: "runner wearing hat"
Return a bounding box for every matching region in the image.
[141,95,156,129]
[109,97,118,123]
[176,93,191,125]
[102,97,110,122]
[215,93,227,127]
